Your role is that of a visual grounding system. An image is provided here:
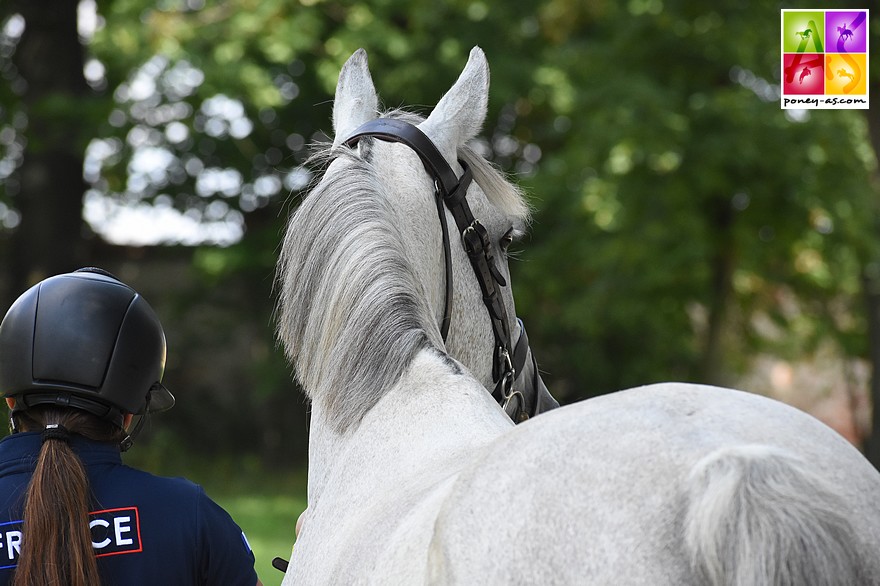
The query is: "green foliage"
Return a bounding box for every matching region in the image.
[509,1,879,398]
[2,0,878,438]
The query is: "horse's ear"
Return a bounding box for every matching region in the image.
[420,46,489,165]
[332,48,379,147]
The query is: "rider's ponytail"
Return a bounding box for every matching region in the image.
[10,407,126,586]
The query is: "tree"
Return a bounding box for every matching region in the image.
[0,1,93,306]
[501,1,880,466]
[0,0,556,464]
[509,2,877,411]
[1,0,878,465]
[859,51,880,466]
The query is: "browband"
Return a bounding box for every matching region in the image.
[344,119,460,195]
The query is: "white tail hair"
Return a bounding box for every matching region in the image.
[684,445,867,586]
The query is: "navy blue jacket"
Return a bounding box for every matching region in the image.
[0,432,258,585]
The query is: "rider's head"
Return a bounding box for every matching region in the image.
[0,268,174,449]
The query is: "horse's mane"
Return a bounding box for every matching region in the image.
[276,110,529,433]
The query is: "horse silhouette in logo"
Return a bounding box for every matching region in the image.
[796,29,812,41]
[837,68,855,82]
[799,66,811,84]
[837,24,854,43]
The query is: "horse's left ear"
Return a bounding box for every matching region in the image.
[332,48,379,147]
[420,46,489,166]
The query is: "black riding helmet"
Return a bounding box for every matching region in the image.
[0,268,174,437]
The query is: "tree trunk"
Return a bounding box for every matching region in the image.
[6,0,89,305]
[862,74,880,470]
[698,196,736,385]
[862,272,880,468]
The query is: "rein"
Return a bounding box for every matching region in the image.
[344,119,534,421]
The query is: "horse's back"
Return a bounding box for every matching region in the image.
[428,383,880,585]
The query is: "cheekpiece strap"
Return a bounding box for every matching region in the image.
[42,423,71,444]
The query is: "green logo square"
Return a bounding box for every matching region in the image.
[782,10,825,53]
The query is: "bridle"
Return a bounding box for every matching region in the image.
[344,118,546,422]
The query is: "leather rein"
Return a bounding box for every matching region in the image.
[344,118,531,421]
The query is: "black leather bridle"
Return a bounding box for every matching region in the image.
[344,118,557,422]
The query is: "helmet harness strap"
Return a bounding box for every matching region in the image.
[120,391,154,452]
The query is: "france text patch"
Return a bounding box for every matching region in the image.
[0,506,142,568]
[90,506,143,557]
[0,520,22,569]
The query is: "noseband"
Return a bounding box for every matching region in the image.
[344,118,555,422]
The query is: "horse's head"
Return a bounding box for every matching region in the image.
[277,47,554,432]
[334,47,529,391]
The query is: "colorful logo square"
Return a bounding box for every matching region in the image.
[782,11,825,53]
[825,11,868,53]
[781,9,869,109]
[825,53,867,95]
[782,53,824,95]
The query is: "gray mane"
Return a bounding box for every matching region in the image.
[276,111,529,433]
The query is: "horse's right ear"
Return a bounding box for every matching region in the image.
[332,49,378,147]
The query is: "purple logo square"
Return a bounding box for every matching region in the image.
[825,11,868,53]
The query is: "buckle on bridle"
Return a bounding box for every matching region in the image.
[462,220,490,255]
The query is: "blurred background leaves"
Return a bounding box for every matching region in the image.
[1,0,879,471]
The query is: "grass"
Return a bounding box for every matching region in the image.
[124,448,308,586]
[212,482,306,585]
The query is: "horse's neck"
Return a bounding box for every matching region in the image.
[306,348,512,504]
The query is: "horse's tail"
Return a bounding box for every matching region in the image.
[683,445,868,586]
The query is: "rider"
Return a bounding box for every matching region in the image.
[0,268,261,586]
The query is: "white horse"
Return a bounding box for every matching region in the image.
[276,47,880,585]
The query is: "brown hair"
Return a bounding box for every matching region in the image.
[10,407,126,586]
